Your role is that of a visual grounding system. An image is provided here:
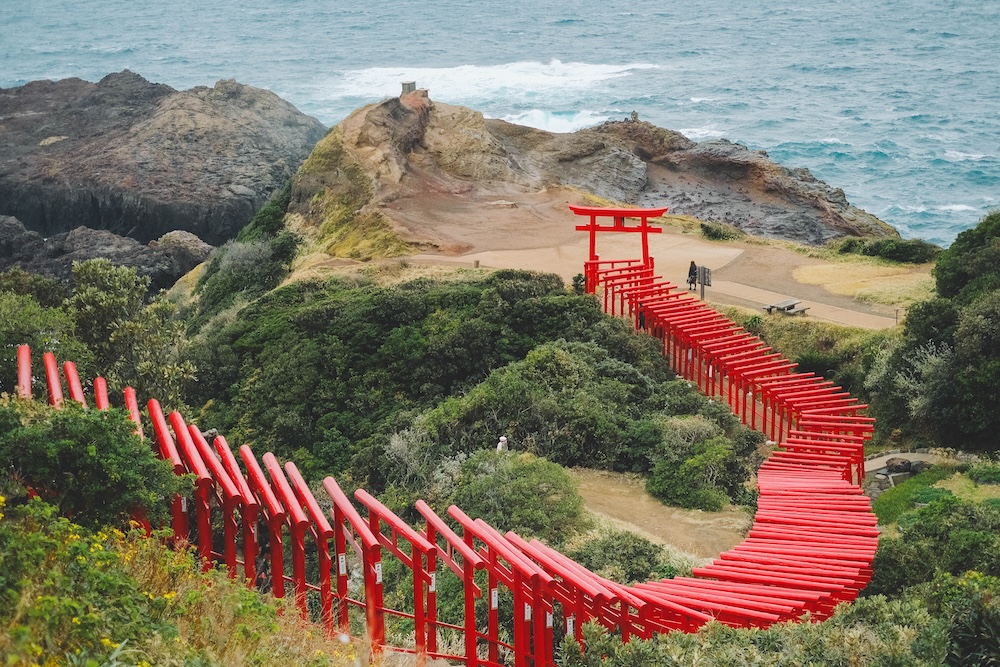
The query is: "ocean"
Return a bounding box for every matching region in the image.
[2,0,997,246]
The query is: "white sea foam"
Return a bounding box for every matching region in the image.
[496,109,607,133]
[944,149,988,161]
[331,60,659,102]
[937,204,978,212]
[678,126,727,141]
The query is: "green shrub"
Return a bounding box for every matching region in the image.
[237,181,292,242]
[912,486,954,505]
[0,400,185,530]
[559,594,947,666]
[832,236,942,264]
[646,435,735,511]
[0,266,69,308]
[933,209,1000,301]
[0,500,169,664]
[866,496,1000,598]
[443,450,588,545]
[565,528,673,584]
[968,462,1000,485]
[699,221,744,241]
[0,498,356,666]
[923,571,1000,665]
[872,466,956,525]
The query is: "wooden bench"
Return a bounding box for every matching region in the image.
[764,299,800,314]
[786,305,810,316]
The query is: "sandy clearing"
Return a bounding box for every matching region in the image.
[390,187,921,330]
[571,468,752,560]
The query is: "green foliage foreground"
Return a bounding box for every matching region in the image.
[0,400,184,530]
[0,499,356,667]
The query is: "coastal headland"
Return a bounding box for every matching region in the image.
[1,74,925,326]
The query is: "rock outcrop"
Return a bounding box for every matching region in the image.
[300,91,896,248]
[0,71,326,245]
[0,215,213,291]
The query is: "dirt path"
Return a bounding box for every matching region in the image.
[571,468,752,560]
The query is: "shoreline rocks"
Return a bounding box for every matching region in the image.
[0,215,213,292]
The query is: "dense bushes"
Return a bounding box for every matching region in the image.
[560,595,947,666]
[0,400,184,529]
[0,499,356,666]
[1,260,195,409]
[645,416,762,511]
[871,466,957,524]
[866,496,1000,598]
[188,272,669,477]
[699,221,745,241]
[442,450,588,544]
[832,235,942,264]
[865,211,1000,449]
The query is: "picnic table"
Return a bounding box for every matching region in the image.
[763,299,809,315]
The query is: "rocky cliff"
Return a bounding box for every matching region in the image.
[292,91,896,252]
[0,71,326,245]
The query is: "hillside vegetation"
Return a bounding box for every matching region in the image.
[3,114,1000,661]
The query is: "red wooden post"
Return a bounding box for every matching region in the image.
[241,445,287,599]
[123,387,143,437]
[263,453,311,617]
[214,436,260,586]
[94,377,110,410]
[63,361,86,407]
[285,461,336,631]
[169,412,214,570]
[188,425,243,578]
[16,345,31,399]
[147,399,188,541]
[323,476,385,659]
[43,352,63,408]
[415,499,486,666]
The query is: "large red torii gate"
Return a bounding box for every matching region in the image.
[569,205,667,293]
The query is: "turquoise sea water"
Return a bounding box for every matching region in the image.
[2,0,997,246]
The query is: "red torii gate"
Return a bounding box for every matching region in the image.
[570,205,667,293]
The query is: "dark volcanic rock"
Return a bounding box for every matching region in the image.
[0,215,213,291]
[0,70,327,245]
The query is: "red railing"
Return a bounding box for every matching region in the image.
[12,260,877,665]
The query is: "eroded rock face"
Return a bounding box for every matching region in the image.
[315,94,896,247]
[0,215,213,291]
[0,71,327,245]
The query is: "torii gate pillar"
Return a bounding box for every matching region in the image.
[570,205,667,291]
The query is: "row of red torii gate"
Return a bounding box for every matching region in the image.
[10,206,878,666]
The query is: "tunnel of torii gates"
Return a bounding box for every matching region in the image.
[11,206,878,667]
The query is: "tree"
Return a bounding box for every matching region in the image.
[444,450,588,545]
[0,292,94,387]
[933,210,1000,302]
[66,259,149,371]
